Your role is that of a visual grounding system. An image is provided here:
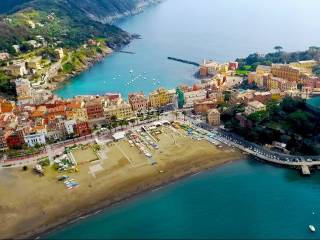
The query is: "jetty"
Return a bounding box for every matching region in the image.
[301,165,311,176]
[116,50,136,54]
[167,57,200,66]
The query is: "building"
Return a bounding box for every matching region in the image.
[128,92,148,112]
[245,101,266,116]
[15,78,33,105]
[85,99,104,120]
[6,62,27,77]
[64,120,76,135]
[228,62,239,70]
[12,45,20,53]
[271,64,300,82]
[266,77,297,91]
[256,65,271,75]
[6,131,24,149]
[207,109,220,126]
[149,88,176,108]
[290,60,318,74]
[104,102,133,120]
[194,99,217,115]
[0,52,10,61]
[184,89,207,108]
[27,40,41,48]
[254,92,272,104]
[24,133,46,147]
[0,99,15,113]
[55,48,64,59]
[248,72,257,84]
[0,130,8,150]
[74,122,91,137]
[200,60,221,76]
[27,57,42,70]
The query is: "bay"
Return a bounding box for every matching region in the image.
[55,0,320,99]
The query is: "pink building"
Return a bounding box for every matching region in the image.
[128,92,149,112]
[228,62,239,70]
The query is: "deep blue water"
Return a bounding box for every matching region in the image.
[55,0,320,99]
[46,160,320,239]
[48,0,320,239]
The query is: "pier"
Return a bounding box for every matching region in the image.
[116,50,136,54]
[301,165,311,176]
[167,57,200,66]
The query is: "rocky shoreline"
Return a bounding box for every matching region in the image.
[46,34,141,93]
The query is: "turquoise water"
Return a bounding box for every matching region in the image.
[308,97,320,108]
[47,160,320,239]
[55,0,320,99]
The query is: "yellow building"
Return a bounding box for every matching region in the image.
[104,102,133,120]
[271,64,300,82]
[266,77,280,90]
[72,108,88,122]
[149,88,175,108]
[256,65,271,75]
[27,57,42,70]
[207,108,220,126]
[290,60,318,74]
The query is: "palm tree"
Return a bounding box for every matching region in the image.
[129,118,136,126]
[156,108,161,120]
[182,110,187,121]
[173,110,179,120]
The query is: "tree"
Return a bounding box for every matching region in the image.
[313,65,320,77]
[106,123,113,133]
[274,46,283,53]
[173,110,178,120]
[110,115,117,122]
[182,110,187,121]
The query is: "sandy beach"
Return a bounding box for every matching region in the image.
[0,126,244,239]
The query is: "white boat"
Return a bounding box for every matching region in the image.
[309,225,316,232]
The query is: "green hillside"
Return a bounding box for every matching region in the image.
[0,0,154,52]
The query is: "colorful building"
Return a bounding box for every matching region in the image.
[104,102,133,120]
[128,92,149,112]
[271,64,300,82]
[149,88,176,108]
[85,99,104,120]
[245,101,266,116]
[207,109,220,126]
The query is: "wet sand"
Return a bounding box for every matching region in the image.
[0,128,244,239]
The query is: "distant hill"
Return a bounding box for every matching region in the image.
[0,0,157,51]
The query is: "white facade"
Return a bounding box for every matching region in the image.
[64,120,76,135]
[24,133,46,147]
[184,90,206,108]
[245,101,266,116]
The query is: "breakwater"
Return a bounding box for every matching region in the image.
[167,57,200,66]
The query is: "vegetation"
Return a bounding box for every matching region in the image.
[0,70,16,98]
[222,97,320,155]
[236,46,320,71]
[0,0,143,52]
